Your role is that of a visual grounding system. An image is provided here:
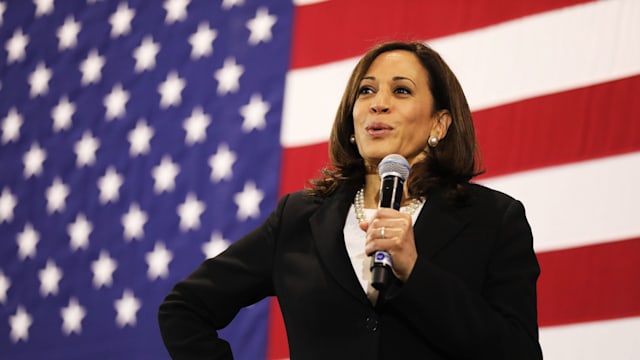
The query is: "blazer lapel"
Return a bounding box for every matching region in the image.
[309,188,371,306]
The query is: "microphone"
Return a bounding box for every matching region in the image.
[371,154,410,291]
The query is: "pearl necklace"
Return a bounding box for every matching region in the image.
[353,187,425,224]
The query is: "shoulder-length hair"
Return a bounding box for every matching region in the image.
[307,41,483,198]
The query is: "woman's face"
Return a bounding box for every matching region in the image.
[352,50,440,168]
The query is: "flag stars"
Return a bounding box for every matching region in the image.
[57,16,81,50]
[128,119,154,156]
[209,143,236,182]
[6,28,29,63]
[0,3,6,26]
[74,131,100,167]
[17,223,40,260]
[183,107,211,145]
[80,49,105,85]
[114,289,141,328]
[122,203,148,241]
[163,0,190,24]
[177,193,205,231]
[68,213,92,251]
[109,2,135,37]
[133,36,160,72]
[2,107,23,144]
[9,306,32,343]
[98,166,123,204]
[34,0,54,17]
[0,187,17,223]
[61,297,86,335]
[221,0,244,10]
[39,259,63,297]
[0,270,10,304]
[189,22,217,59]
[91,250,117,288]
[234,181,264,221]
[23,142,47,178]
[28,62,52,97]
[158,71,186,108]
[202,231,230,259]
[145,242,173,280]
[104,83,130,120]
[214,57,244,95]
[46,177,70,213]
[52,96,75,132]
[240,93,270,133]
[246,7,277,45]
[152,155,180,193]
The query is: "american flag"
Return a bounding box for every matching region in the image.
[2,1,640,360]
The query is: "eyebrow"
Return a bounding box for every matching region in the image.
[361,75,417,87]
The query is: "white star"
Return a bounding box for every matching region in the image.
[208,143,236,182]
[114,289,141,328]
[240,93,270,133]
[17,223,40,260]
[91,250,117,288]
[60,297,86,335]
[214,57,244,95]
[145,242,173,280]
[23,142,47,178]
[0,187,17,223]
[9,306,32,343]
[28,61,52,97]
[127,119,154,156]
[246,7,277,45]
[34,0,54,17]
[163,0,189,24]
[2,107,23,144]
[39,259,63,297]
[234,181,264,221]
[132,36,160,72]
[221,0,244,10]
[0,270,10,304]
[52,96,75,132]
[122,203,147,241]
[80,49,105,85]
[0,3,6,27]
[6,28,29,63]
[74,130,100,167]
[98,166,123,204]
[109,2,135,37]
[152,155,180,193]
[202,231,230,259]
[189,22,217,59]
[57,16,81,50]
[104,83,130,120]
[183,107,210,145]
[177,193,205,231]
[68,213,92,251]
[158,71,185,108]
[46,177,70,214]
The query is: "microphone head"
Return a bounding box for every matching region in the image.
[378,154,410,180]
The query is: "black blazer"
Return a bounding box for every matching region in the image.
[158,183,543,359]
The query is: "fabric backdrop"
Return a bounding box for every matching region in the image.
[1,1,638,359]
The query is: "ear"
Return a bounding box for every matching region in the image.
[431,110,452,140]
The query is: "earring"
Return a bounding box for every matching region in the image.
[349,134,356,144]
[428,135,439,148]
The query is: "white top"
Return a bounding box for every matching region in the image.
[343,203,424,304]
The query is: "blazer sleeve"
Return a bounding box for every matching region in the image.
[157,194,288,359]
[385,198,543,359]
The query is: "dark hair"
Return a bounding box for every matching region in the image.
[307,41,483,199]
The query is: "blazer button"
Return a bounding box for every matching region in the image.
[365,316,378,332]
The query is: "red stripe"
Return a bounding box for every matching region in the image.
[537,237,640,326]
[290,0,594,69]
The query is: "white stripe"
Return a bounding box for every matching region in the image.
[479,151,640,253]
[282,0,640,147]
[540,316,640,359]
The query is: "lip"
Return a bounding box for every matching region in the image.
[365,122,393,137]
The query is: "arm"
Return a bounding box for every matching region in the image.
[157,195,287,359]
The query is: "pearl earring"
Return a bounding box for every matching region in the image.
[428,135,439,148]
[350,134,356,144]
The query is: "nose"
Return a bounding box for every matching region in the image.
[369,91,390,114]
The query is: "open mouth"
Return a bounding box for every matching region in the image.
[366,123,392,136]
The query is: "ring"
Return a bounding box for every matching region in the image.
[380,226,385,239]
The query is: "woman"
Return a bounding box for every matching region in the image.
[158,41,543,359]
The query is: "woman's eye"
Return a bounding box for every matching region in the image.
[358,86,374,95]
[395,87,411,95]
